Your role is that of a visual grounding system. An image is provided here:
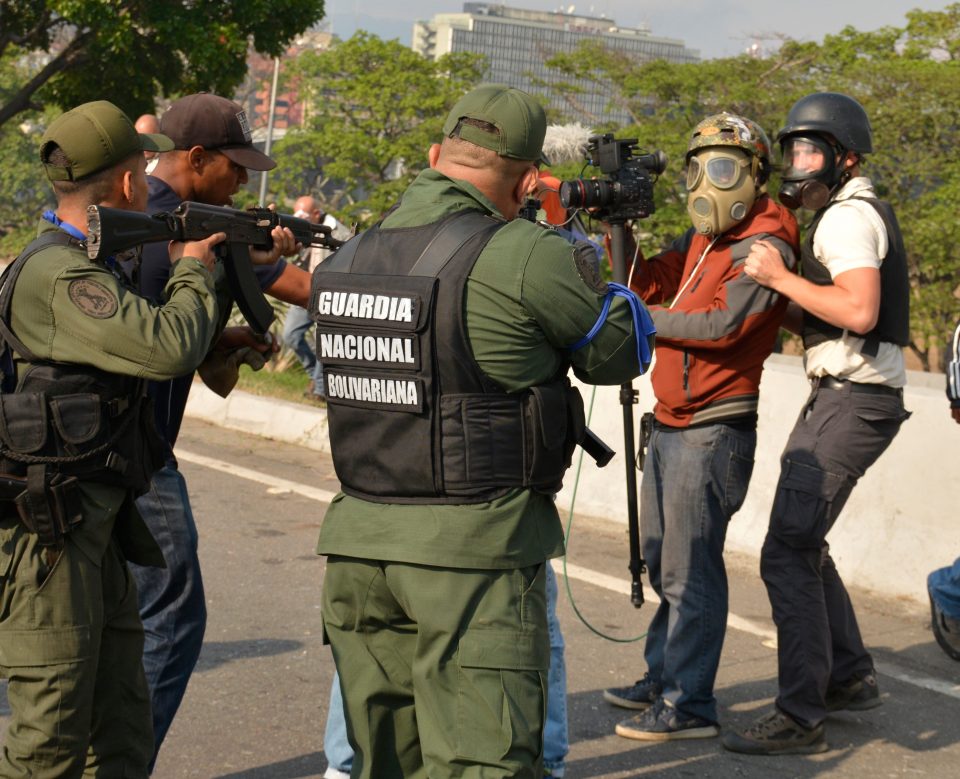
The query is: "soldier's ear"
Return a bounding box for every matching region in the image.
[428,144,441,169]
[120,170,135,205]
[516,165,539,203]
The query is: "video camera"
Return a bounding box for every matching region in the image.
[559,134,667,223]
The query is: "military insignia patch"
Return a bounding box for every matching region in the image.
[68,279,118,319]
[573,243,608,294]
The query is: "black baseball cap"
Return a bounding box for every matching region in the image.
[161,93,276,171]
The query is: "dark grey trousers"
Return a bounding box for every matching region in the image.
[760,380,910,728]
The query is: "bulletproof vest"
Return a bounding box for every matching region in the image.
[312,210,586,504]
[0,230,166,493]
[801,196,910,357]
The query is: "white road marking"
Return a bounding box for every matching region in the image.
[179,448,960,702]
[177,449,339,505]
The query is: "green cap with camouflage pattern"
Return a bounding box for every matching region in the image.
[41,100,173,181]
[442,84,546,162]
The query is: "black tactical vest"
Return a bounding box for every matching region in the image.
[0,231,166,493]
[312,210,586,504]
[801,195,910,357]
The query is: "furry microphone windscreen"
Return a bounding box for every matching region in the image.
[542,123,594,166]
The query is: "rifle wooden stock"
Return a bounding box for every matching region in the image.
[86,202,346,333]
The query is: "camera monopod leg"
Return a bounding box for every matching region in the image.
[608,219,646,609]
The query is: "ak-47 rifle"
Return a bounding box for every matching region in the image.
[86,201,346,333]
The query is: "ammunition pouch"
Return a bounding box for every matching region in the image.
[0,390,164,495]
[437,379,587,499]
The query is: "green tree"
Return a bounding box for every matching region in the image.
[271,32,486,224]
[0,0,326,128]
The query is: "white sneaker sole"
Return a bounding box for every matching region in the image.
[615,722,720,741]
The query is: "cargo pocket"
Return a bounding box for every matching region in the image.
[770,458,847,548]
[853,395,911,432]
[455,628,547,763]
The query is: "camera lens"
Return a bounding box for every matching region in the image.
[560,179,615,210]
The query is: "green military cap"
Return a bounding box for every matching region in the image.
[41,100,173,182]
[442,84,546,162]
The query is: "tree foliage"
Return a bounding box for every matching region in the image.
[0,0,325,256]
[542,5,960,368]
[0,0,326,129]
[270,32,486,223]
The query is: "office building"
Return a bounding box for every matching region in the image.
[413,3,699,124]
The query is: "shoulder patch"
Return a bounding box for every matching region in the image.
[573,242,608,295]
[68,279,118,319]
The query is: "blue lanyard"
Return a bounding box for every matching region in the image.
[567,282,656,375]
[42,210,86,241]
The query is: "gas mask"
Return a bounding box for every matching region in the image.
[686,148,758,236]
[777,135,842,211]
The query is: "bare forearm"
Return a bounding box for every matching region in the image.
[773,272,877,334]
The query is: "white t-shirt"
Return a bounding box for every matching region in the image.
[803,177,906,387]
[304,214,353,273]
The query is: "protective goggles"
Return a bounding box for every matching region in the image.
[780,135,836,180]
[686,151,751,191]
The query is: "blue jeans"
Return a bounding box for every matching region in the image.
[282,305,323,393]
[323,564,569,776]
[930,559,960,619]
[129,465,207,769]
[640,423,756,724]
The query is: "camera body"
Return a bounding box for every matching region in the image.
[559,134,667,223]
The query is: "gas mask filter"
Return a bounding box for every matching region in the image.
[686,148,758,236]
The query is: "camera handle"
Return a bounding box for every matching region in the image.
[609,219,647,609]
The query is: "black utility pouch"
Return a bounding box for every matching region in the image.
[14,464,83,548]
[523,384,568,491]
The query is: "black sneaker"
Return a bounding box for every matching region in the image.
[722,709,827,755]
[615,699,719,742]
[603,672,662,710]
[930,593,960,662]
[826,670,882,711]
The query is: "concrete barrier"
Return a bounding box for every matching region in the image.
[185,354,955,606]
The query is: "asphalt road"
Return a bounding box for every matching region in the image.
[3,418,958,778]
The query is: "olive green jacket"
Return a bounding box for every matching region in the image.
[5,218,220,563]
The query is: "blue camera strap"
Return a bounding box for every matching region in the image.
[566,282,655,375]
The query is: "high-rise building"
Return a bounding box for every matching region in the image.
[413,3,699,124]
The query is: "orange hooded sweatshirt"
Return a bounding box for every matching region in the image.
[629,194,800,427]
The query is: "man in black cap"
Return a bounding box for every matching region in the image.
[123,92,307,766]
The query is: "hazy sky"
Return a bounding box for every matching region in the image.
[322,0,950,60]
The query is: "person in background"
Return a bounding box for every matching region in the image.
[135,113,162,173]
[282,195,352,399]
[927,318,960,661]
